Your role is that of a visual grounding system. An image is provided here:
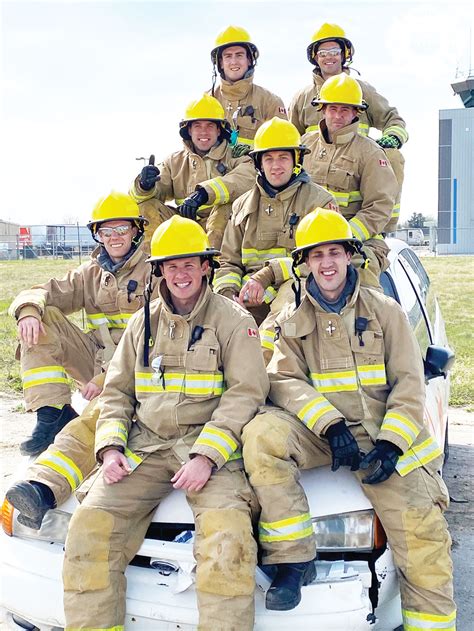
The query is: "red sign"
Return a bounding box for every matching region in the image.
[19,227,33,246]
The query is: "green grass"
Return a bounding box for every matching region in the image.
[0,255,472,409]
[0,258,82,395]
[423,256,474,410]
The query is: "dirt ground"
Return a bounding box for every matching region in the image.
[0,395,472,629]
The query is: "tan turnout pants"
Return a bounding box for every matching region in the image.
[63,450,259,631]
[27,396,99,504]
[19,306,98,411]
[242,409,456,629]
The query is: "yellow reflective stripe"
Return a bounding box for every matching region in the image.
[213,272,242,292]
[228,449,242,461]
[382,412,420,447]
[277,257,295,281]
[357,122,369,136]
[396,437,443,476]
[357,364,387,386]
[95,420,128,447]
[260,329,275,351]
[208,177,230,205]
[124,447,142,471]
[22,365,69,389]
[36,449,83,491]
[349,216,371,242]
[310,371,358,393]
[327,188,350,207]
[241,247,287,266]
[348,190,362,203]
[259,512,314,542]
[297,395,337,431]
[86,312,133,330]
[236,137,253,146]
[402,608,456,630]
[384,125,408,144]
[305,124,319,132]
[135,371,225,395]
[194,426,238,461]
[392,203,400,219]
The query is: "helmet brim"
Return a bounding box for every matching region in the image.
[146,249,221,265]
[292,237,362,261]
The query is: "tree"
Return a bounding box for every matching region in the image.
[407,212,426,228]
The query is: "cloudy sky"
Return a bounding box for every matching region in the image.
[1,0,473,226]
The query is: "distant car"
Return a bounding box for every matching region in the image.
[0,239,454,631]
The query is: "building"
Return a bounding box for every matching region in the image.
[437,76,474,254]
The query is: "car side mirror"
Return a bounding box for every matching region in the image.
[424,345,455,381]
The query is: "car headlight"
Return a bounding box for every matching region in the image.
[2,498,71,545]
[312,509,381,552]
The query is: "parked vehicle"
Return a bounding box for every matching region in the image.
[0,239,454,631]
[391,228,425,246]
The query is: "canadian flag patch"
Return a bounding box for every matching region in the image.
[247,328,259,338]
[379,159,388,167]
[279,107,287,114]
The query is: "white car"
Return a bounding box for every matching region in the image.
[0,239,454,631]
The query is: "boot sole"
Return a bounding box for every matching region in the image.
[5,485,49,525]
[265,562,317,611]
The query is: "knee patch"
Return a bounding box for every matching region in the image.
[195,509,256,597]
[402,505,453,590]
[64,507,114,592]
[242,413,292,486]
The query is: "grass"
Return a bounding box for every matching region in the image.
[0,258,82,396]
[422,256,474,411]
[0,255,472,409]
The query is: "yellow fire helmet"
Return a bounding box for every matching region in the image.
[179,94,232,142]
[147,215,220,271]
[307,23,354,66]
[87,191,148,243]
[210,25,259,67]
[292,207,362,264]
[313,73,367,111]
[249,117,310,175]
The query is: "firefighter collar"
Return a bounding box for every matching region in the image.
[219,73,254,100]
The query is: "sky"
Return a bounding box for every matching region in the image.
[1,0,473,227]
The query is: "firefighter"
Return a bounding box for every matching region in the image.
[213,116,336,326]
[130,93,255,250]
[62,216,269,631]
[210,25,287,148]
[8,192,150,457]
[241,208,456,630]
[302,73,399,287]
[289,22,407,218]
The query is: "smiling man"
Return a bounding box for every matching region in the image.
[130,94,255,249]
[213,117,336,325]
[241,208,456,630]
[8,192,151,456]
[62,216,269,631]
[302,73,399,287]
[209,26,287,147]
[289,23,408,221]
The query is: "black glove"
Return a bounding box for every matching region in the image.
[376,134,402,149]
[360,440,402,484]
[231,143,252,158]
[325,421,361,472]
[139,165,160,191]
[179,188,209,221]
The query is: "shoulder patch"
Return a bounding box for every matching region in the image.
[379,158,388,167]
[247,327,259,338]
[283,322,297,337]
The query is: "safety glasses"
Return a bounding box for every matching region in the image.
[316,48,342,58]
[97,224,132,238]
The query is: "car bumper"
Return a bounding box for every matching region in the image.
[0,532,401,630]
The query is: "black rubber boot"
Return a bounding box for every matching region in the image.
[20,404,78,457]
[265,560,316,611]
[6,481,56,530]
